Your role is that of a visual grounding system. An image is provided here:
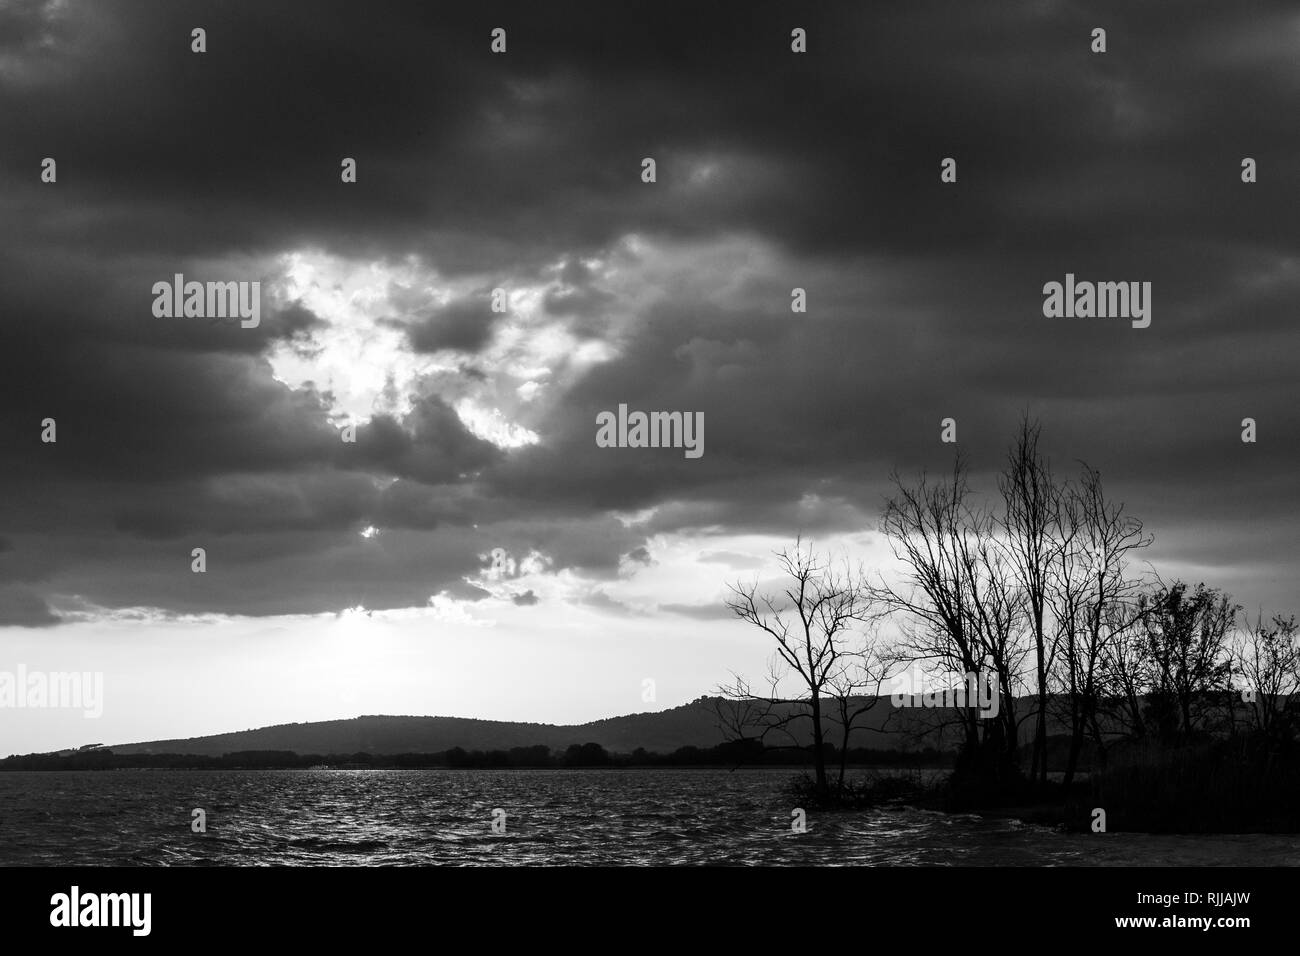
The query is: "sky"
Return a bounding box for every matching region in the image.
[1,0,1297,755]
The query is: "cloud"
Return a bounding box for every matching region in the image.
[659,601,735,622]
[581,590,640,615]
[696,550,766,570]
[0,0,1295,627]
[0,585,60,627]
[400,297,501,354]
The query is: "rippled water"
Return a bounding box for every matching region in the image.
[1,768,1297,866]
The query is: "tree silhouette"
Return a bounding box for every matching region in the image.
[718,538,881,796]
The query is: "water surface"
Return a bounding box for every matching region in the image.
[2,768,1296,866]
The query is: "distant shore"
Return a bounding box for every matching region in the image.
[0,743,952,773]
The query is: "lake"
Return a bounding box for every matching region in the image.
[2,768,1297,866]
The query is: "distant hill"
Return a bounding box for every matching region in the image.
[107,695,990,757]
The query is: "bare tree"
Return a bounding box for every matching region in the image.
[1048,464,1152,785]
[1231,611,1300,739]
[1097,599,1149,741]
[824,633,897,788]
[998,416,1061,789]
[876,454,1024,778]
[718,539,878,795]
[965,512,1030,767]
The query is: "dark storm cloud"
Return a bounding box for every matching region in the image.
[0,585,59,627]
[396,298,501,354]
[0,0,73,58]
[0,0,1297,623]
[4,0,1292,269]
[110,471,379,538]
[351,398,504,484]
[542,258,617,330]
